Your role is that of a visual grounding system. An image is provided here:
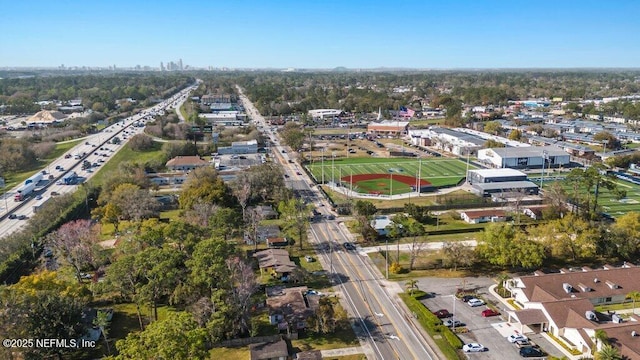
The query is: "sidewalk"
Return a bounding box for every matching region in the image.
[359,240,477,254]
[320,346,364,357]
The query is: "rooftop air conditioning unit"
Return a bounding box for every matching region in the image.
[562,283,573,293]
[585,311,597,321]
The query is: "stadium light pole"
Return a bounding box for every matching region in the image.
[321,148,325,184]
[540,150,548,191]
[331,152,335,185]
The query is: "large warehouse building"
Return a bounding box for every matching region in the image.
[467,168,539,197]
[477,145,570,169]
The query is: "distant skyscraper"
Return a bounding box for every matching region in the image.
[160,62,165,71]
[179,58,183,71]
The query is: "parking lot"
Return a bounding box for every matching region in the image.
[416,277,559,359]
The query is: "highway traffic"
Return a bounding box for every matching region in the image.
[0,83,198,239]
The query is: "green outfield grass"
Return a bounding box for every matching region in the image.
[351,178,412,195]
[550,177,640,217]
[306,157,475,193]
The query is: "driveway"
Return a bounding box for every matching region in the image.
[415,277,527,360]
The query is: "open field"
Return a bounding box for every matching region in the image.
[88,140,165,186]
[307,157,475,193]
[551,178,640,217]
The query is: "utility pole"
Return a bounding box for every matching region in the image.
[321,148,325,184]
[385,237,389,279]
[332,152,335,184]
[540,150,548,191]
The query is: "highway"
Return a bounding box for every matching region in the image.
[0,83,199,239]
[238,86,442,360]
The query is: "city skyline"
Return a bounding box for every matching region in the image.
[1,0,640,69]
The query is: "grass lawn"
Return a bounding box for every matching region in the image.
[109,303,175,341]
[550,178,640,217]
[307,157,474,194]
[291,326,359,352]
[88,141,165,186]
[369,249,469,280]
[353,178,412,195]
[209,347,250,359]
[1,139,83,194]
[159,209,182,221]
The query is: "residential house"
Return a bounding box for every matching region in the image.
[250,339,289,360]
[248,205,278,220]
[256,225,281,242]
[266,286,319,334]
[253,249,297,278]
[506,265,640,357]
[460,209,507,224]
[165,156,209,172]
[370,215,394,236]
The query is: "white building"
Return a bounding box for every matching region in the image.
[478,145,570,169]
[308,109,343,119]
[407,128,484,155]
[217,139,258,155]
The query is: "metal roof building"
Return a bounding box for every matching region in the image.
[478,145,570,169]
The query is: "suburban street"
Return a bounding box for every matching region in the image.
[239,86,442,360]
[0,84,198,239]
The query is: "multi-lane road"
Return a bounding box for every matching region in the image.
[238,87,442,360]
[0,83,198,239]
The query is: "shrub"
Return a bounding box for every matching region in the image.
[389,262,404,274]
[443,328,463,349]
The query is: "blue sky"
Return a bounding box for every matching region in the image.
[1,0,639,69]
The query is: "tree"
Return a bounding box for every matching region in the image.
[442,241,475,271]
[593,329,609,351]
[48,219,100,283]
[483,120,503,135]
[94,309,112,356]
[626,291,640,315]
[536,215,599,261]
[610,212,640,259]
[226,257,259,336]
[280,121,305,151]
[163,220,207,255]
[179,167,236,210]
[406,219,426,271]
[106,183,160,223]
[114,311,208,360]
[595,344,622,360]
[209,207,242,241]
[508,129,523,140]
[128,133,155,151]
[106,254,146,330]
[307,298,338,334]
[0,272,89,360]
[405,279,418,296]
[135,248,185,321]
[593,131,621,150]
[232,172,252,220]
[278,198,312,250]
[186,238,235,298]
[476,223,546,268]
[484,139,505,148]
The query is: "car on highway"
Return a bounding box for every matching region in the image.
[467,298,485,307]
[481,309,500,317]
[519,346,544,358]
[462,343,488,353]
[51,191,60,196]
[508,334,528,343]
[296,171,302,175]
[35,195,43,200]
[343,242,356,251]
[284,174,289,178]
[17,215,27,220]
[443,319,464,328]
[432,309,452,319]
[64,154,72,159]
[8,214,17,219]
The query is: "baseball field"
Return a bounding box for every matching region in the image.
[305,157,475,194]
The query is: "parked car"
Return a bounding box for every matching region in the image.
[443,319,464,328]
[519,346,544,358]
[462,343,488,353]
[432,309,452,319]
[508,334,528,343]
[481,309,500,317]
[468,298,485,307]
[460,295,475,302]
